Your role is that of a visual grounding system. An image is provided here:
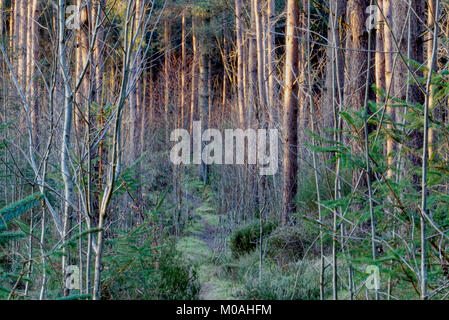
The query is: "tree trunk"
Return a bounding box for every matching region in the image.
[427,0,437,161]
[235,0,245,127]
[281,0,300,226]
[27,0,39,145]
[375,0,386,106]
[18,0,27,88]
[198,18,210,184]
[323,0,345,149]
[190,17,198,135]
[266,0,276,125]
[408,0,425,186]
[253,0,267,125]
[58,0,75,297]
[75,0,89,136]
[383,0,395,180]
[247,7,257,128]
[164,20,170,137]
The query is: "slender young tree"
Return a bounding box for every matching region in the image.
[190,16,199,135]
[266,0,276,124]
[427,0,437,161]
[420,0,440,300]
[198,16,210,184]
[235,0,245,127]
[383,0,396,180]
[281,0,300,226]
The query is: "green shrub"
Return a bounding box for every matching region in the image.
[239,262,321,300]
[155,243,200,300]
[230,220,278,257]
[267,225,319,264]
[104,229,200,300]
[0,193,43,298]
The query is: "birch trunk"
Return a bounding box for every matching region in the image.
[58,0,75,297]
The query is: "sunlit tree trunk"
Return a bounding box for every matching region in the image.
[129,0,142,166]
[235,0,245,127]
[427,0,437,161]
[190,17,198,135]
[27,0,39,145]
[13,0,18,58]
[266,0,276,125]
[281,0,299,226]
[375,0,385,106]
[180,10,186,129]
[383,0,395,180]
[24,0,40,296]
[18,0,27,89]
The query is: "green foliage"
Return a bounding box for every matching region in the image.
[267,225,319,264]
[231,254,321,300]
[56,294,92,300]
[191,0,225,18]
[154,242,200,300]
[0,193,45,298]
[0,193,43,231]
[102,218,159,299]
[102,193,200,300]
[0,231,26,244]
[230,220,278,258]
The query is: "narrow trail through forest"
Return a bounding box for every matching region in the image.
[177,182,237,300]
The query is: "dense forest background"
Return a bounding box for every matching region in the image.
[1,0,449,300]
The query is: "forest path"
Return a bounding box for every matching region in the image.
[176,178,236,300]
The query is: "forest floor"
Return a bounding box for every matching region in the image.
[176,175,240,300]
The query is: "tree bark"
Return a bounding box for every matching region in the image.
[383,0,395,180]
[190,17,198,135]
[281,0,300,226]
[235,0,245,127]
[427,0,437,161]
[58,0,75,297]
[198,18,210,184]
[266,0,276,125]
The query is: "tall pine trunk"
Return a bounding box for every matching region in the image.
[281,0,299,226]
